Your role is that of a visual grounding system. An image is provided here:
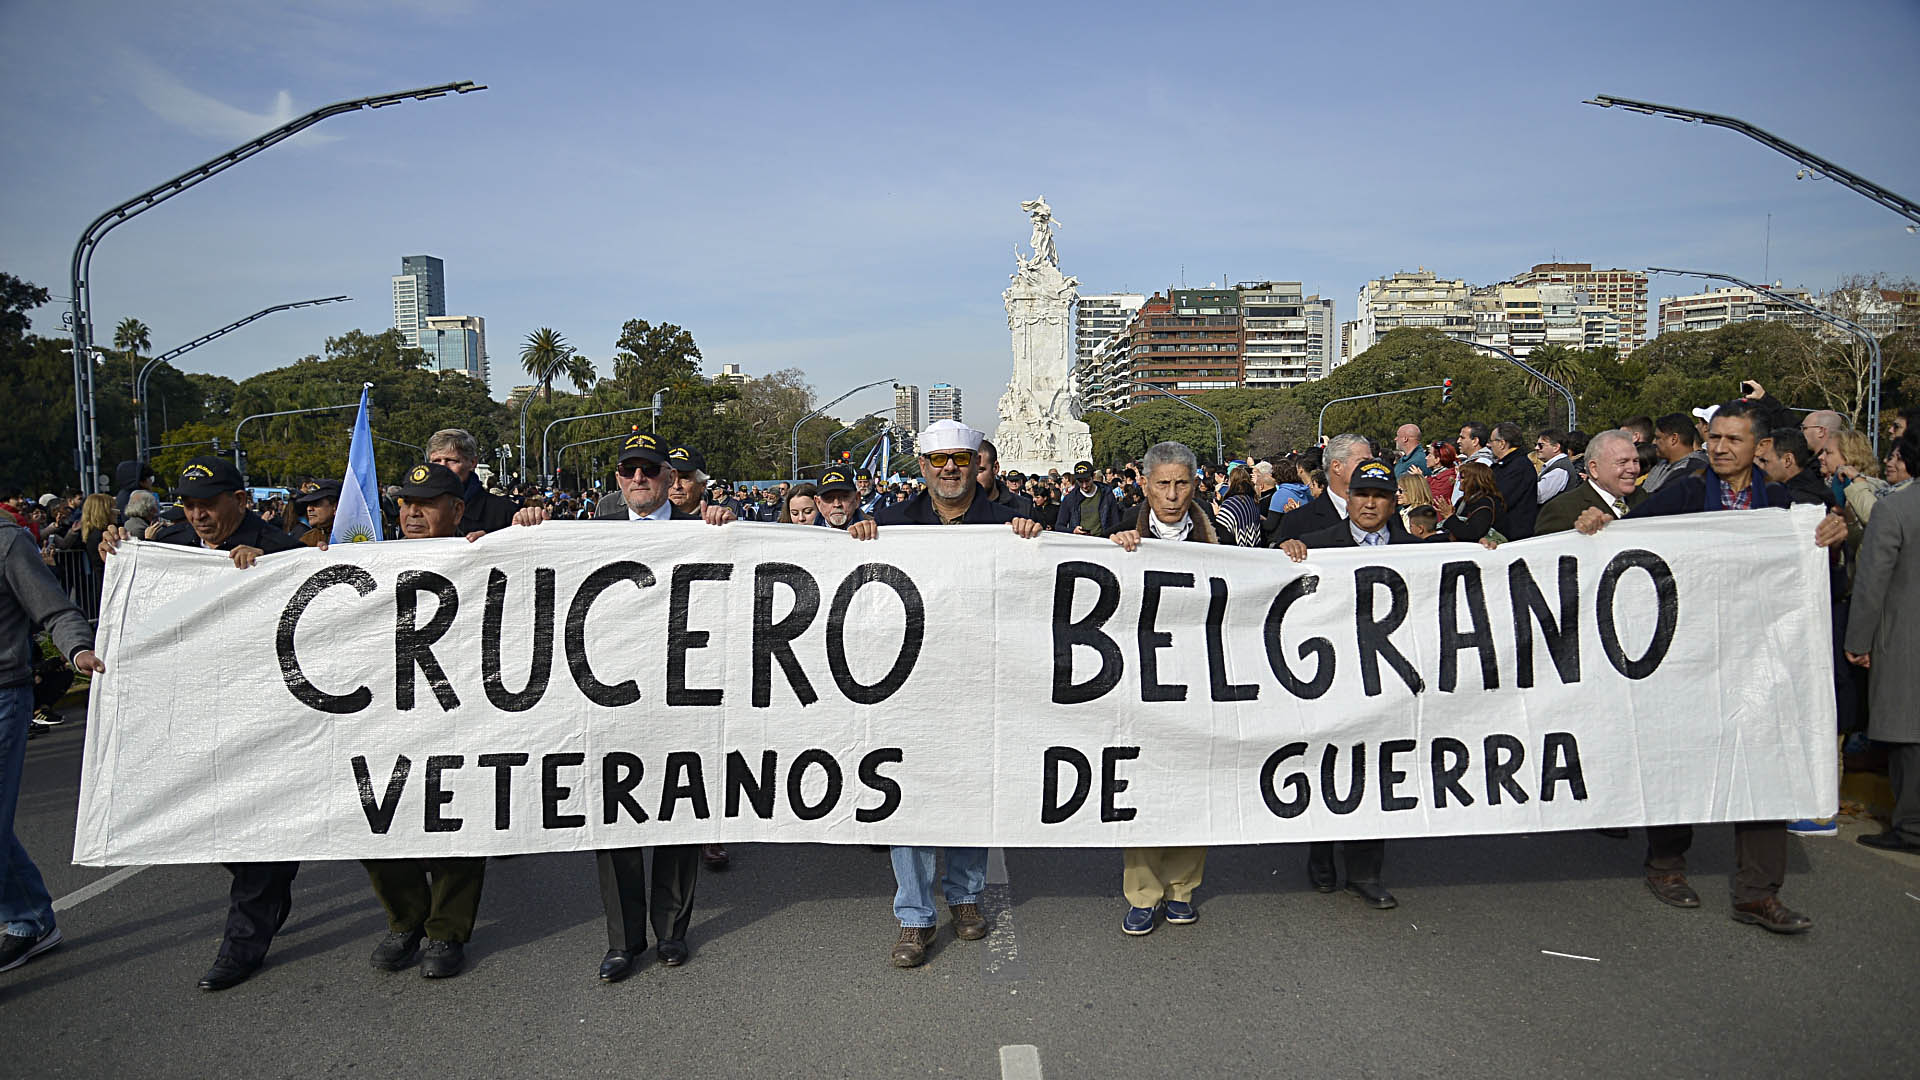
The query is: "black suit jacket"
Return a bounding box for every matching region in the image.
[1272,492,1343,546]
[1533,481,1645,535]
[593,501,698,521]
[1298,516,1420,549]
[459,484,519,536]
[1488,450,1539,539]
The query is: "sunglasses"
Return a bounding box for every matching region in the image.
[925,451,974,468]
[616,460,666,479]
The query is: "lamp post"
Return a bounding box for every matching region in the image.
[232,402,360,482]
[1584,95,1920,227]
[542,404,662,479]
[135,296,351,460]
[1127,381,1224,465]
[651,386,672,433]
[66,81,484,494]
[791,378,897,480]
[1316,384,1448,444]
[1464,341,1576,430]
[1648,266,1885,453]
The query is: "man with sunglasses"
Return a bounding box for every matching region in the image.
[510,432,732,981]
[846,420,1043,965]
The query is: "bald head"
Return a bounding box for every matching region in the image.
[1800,410,1845,454]
[1395,424,1422,453]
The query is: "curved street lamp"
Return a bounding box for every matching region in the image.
[790,378,897,480]
[67,80,485,492]
[1466,341,1576,430]
[1127,381,1225,465]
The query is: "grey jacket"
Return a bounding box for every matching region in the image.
[1844,483,1920,743]
[0,516,94,690]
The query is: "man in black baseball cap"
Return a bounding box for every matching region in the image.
[1057,458,1121,537]
[356,461,487,979]
[289,479,341,547]
[666,444,712,518]
[1275,456,1414,912]
[813,466,865,531]
[97,455,316,991]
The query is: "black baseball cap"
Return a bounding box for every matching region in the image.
[175,456,245,499]
[395,463,465,501]
[1072,460,1094,476]
[293,479,342,506]
[854,469,874,482]
[617,432,667,465]
[818,467,857,494]
[1349,459,1397,495]
[666,444,705,473]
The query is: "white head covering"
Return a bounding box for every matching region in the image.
[1691,404,1719,424]
[918,419,984,454]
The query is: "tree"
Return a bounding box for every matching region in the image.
[1246,405,1316,459]
[520,328,579,402]
[1779,273,1919,430]
[607,319,702,391]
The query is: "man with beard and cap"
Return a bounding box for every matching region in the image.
[97,457,316,990]
[845,419,1044,966]
[1277,459,1418,910]
[855,470,891,516]
[1054,459,1123,537]
[511,432,735,981]
[811,466,868,531]
[287,479,340,547]
[359,464,490,979]
[425,428,518,540]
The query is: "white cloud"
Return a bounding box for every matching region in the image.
[124,51,335,143]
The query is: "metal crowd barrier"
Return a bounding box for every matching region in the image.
[45,546,102,624]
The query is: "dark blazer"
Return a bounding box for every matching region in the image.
[1054,484,1123,535]
[593,500,698,521]
[1299,515,1420,549]
[458,478,519,536]
[1488,450,1539,539]
[1534,480,1646,535]
[1627,466,1790,519]
[1273,492,1343,546]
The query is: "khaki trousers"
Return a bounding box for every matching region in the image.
[1122,847,1206,908]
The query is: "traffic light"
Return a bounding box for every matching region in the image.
[1441,377,1453,405]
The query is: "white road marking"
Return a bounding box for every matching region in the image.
[52,865,149,912]
[1540,949,1601,963]
[1906,892,1919,903]
[999,1044,1044,1080]
[987,846,1009,884]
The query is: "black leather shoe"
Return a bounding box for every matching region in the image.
[1345,882,1397,909]
[1307,853,1337,893]
[1732,896,1813,934]
[657,940,689,967]
[1857,831,1920,854]
[420,939,464,978]
[197,957,260,992]
[598,949,636,983]
[370,929,424,971]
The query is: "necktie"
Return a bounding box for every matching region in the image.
[1365,531,1385,546]
[1612,499,1628,516]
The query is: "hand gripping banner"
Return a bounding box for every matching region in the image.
[74,508,1837,865]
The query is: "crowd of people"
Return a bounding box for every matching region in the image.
[2,386,1917,988]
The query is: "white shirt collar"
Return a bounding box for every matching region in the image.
[1348,519,1389,545]
[1329,488,1348,517]
[627,500,673,521]
[1588,479,1628,514]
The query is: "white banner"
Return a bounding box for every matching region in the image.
[75,508,1837,866]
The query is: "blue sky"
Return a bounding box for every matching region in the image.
[4,0,1917,434]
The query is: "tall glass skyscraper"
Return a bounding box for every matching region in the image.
[391,255,446,348]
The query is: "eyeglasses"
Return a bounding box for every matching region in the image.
[925,451,974,468]
[616,460,665,479]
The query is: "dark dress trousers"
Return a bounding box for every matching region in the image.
[149,512,306,966]
[590,498,703,950]
[1297,515,1420,885]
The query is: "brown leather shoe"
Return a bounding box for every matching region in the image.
[949,903,988,940]
[890,926,935,968]
[1645,873,1700,908]
[1731,896,1813,934]
[702,845,730,869]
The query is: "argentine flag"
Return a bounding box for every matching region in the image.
[331,383,384,544]
[859,428,890,480]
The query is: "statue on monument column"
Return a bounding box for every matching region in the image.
[1020,197,1058,268]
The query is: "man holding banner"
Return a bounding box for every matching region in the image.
[860,419,1043,968]
[1107,441,1223,936]
[98,457,313,990]
[1578,400,1848,933]
[360,463,490,979]
[511,432,735,982]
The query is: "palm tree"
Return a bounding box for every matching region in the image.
[115,317,151,406]
[556,352,596,395]
[1527,345,1586,400]
[520,328,572,402]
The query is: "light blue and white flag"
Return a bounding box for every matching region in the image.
[860,428,890,480]
[331,384,383,544]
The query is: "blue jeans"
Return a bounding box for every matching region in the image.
[890,846,987,928]
[1,685,55,937]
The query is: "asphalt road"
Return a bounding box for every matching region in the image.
[6,717,1918,1080]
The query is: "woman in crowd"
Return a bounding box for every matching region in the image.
[778,483,819,524]
[1425,441,1458,506]
[1303,469,1326,502]
[1210,468,1263,547]
[1397,473,1435,530]
[123,491,161,540]
[1441,461,1506,543]
[1269,459,1310,515]
[1880,436,1917,498]
[1821,429,1886,529]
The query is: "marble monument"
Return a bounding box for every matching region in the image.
[994,197,1092,473]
